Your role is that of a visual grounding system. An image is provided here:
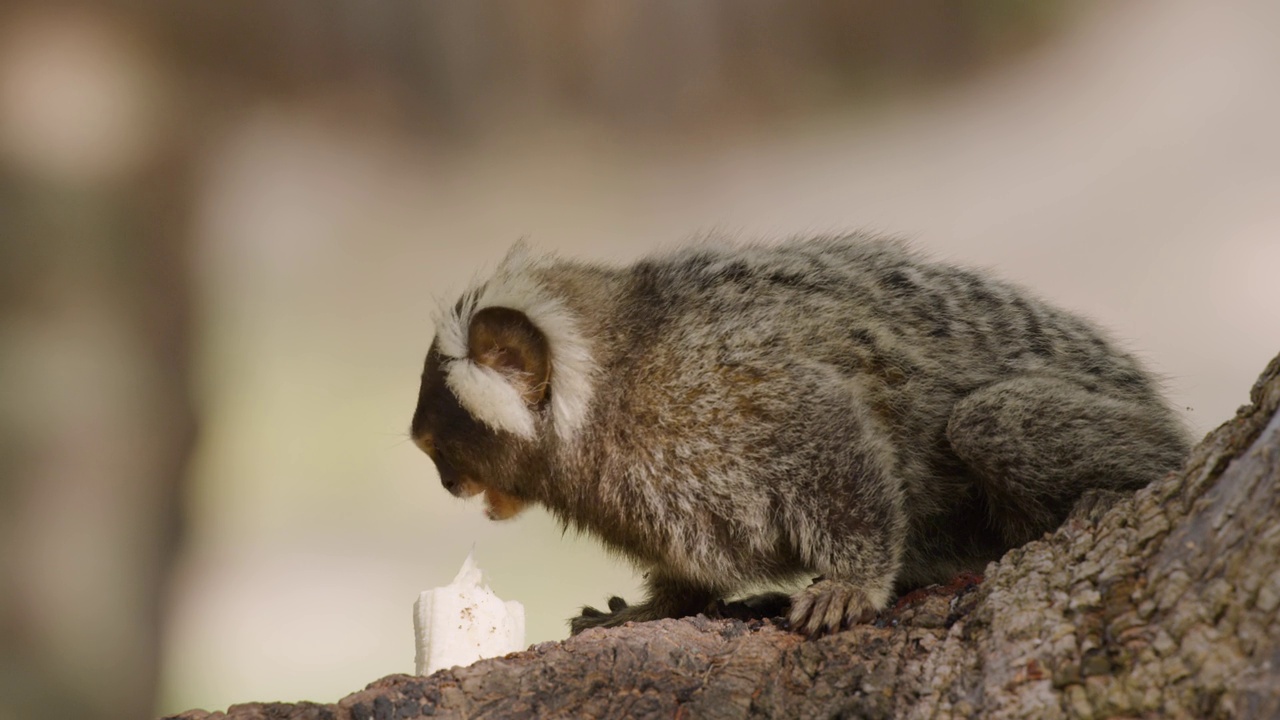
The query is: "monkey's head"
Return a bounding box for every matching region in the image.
[410,305,553,521]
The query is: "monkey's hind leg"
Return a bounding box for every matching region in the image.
[781,405,908,638]
[568,574,717,635]
[946,375,1189,547]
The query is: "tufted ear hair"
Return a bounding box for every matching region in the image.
[467,306,551,406]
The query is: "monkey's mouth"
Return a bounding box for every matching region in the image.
[454,477,529,521]
[415,432,527,520]
[452,476,487,499]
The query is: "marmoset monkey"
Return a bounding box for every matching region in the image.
[409,235,1190,637]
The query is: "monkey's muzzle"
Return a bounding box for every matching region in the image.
[414,433,527,520]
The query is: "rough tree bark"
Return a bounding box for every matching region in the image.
[170,351,1280,720]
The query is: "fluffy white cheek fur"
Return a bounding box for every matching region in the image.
[444,360,537,440]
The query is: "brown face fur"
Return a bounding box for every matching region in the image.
[410,307,552,521]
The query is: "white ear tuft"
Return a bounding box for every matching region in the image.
[432,290,476,360]
[433,241,596,442]
[497,239,535,272]
[444,360,537,439]
[476,275,594,441]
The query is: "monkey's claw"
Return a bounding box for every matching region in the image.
[788,579,877,637]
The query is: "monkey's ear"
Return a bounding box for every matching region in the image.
[467,306,551,406]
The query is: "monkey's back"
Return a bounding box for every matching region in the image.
[539,235,1185,587]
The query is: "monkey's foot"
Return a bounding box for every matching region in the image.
[569,596,659,635]
[788,579,878,637]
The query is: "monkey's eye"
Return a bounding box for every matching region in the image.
[414,433,437,460]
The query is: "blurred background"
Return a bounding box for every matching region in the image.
[1,0,1277,717]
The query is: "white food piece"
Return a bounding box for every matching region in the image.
[414,552,526,675]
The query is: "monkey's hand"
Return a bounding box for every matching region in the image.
[570,596,667,634]
[570,577,720,635]
[788,578,879,637]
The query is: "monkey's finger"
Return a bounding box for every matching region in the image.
[789,593,815,630]
[607,596,629,612]
[802,609,826,638]
[821,591,847,633]
[845,600,876,628]
[578,605,605,618]
[809,591,833,633]
[794,592,833,637]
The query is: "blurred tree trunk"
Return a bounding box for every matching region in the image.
[0,49,199,720]
[168,352,1280,719]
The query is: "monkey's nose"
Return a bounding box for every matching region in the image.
[434,456,466,495]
